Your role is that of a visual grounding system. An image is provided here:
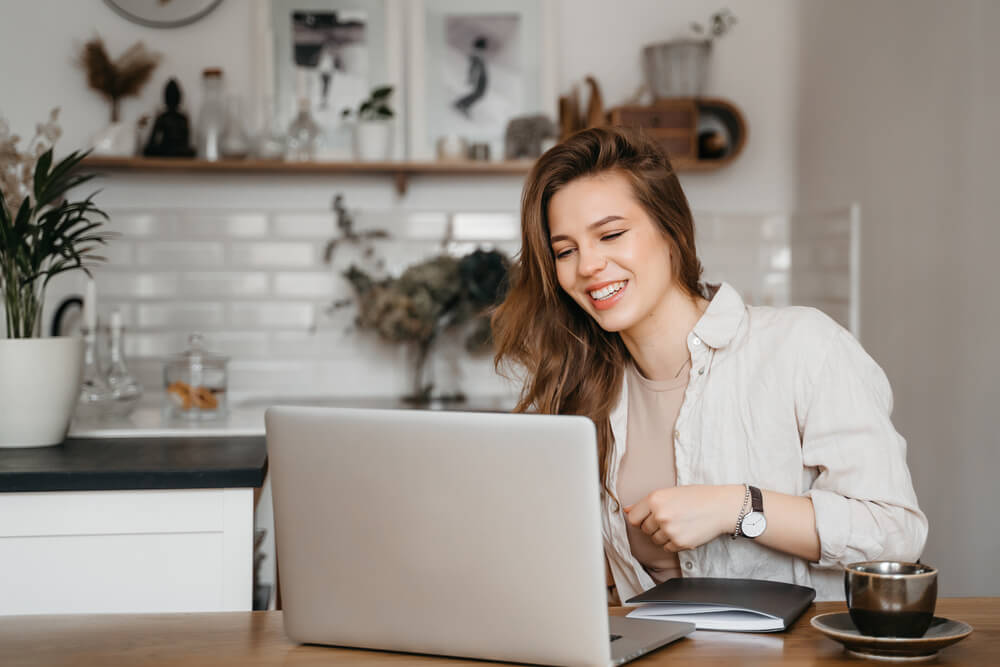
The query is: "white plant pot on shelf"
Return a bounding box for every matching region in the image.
[90,122,138,157]
[0,337,84,448]
[353,120,392,161]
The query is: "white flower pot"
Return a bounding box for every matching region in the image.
[353,121,392,162]
[0,337,84,448]
[90,122,138,157]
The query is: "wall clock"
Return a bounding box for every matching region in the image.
[104,0,224,29]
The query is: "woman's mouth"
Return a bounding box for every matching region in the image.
[588,280,627,310]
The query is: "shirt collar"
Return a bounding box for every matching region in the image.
[692,282,746,349]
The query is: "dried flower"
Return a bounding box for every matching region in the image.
[78,37,160,123]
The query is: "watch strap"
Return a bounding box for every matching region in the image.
[749,485,763,513]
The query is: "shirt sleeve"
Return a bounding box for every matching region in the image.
[800,327,928,569]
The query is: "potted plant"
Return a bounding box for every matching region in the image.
[342,85,394,162]
[0,109,113,447]
[642,8,737,98]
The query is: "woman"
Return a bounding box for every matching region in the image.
[491,126,927,602]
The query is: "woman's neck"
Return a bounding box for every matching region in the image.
[621,287,709,381]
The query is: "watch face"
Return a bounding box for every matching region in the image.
[741,511,767,538]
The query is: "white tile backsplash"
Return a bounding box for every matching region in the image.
[229,302,316,329]
[136,303,226,329]
[79,205,852,398]
[229,242,316,267]
[136,242,226,267]
[270,213,335,238]
[97,272,179,298]
[175,212,269,238]
[273,272,337,297]
[109,211,173,237]
[177,272,270,296]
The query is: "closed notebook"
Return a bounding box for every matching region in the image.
[625,577,816,632]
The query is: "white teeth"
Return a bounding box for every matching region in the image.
[589,281,626,300]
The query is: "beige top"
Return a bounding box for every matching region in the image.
[616,362,687,583]
[600,283,928,603]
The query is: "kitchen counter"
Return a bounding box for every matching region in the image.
[0,435,265,493]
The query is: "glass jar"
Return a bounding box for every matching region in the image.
[164,333,228,420]
[196,68,226,161]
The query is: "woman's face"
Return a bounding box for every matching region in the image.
[547,171,677,336]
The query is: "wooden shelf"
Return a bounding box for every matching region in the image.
[79,156,535,196]
[606,97,747,172]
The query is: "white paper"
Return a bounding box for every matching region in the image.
[628,604,783,632]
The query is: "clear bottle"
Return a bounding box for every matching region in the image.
[105,310,143,417]
[285,96,322,161]
[196,68,226,161]
[220,93,251,159]
[76,323,114,419]
[253,95,286,160]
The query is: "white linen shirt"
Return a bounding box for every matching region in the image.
[601,282,928,602]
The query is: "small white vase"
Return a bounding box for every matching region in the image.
[90,122,138,157]
[0,337,84,448]
[353,121,392,162]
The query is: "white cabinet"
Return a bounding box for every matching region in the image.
[0,487,253,615]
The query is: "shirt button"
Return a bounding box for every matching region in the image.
[685,562,694,570]
[691,337,701,346]
[697,368,704,375]
[673,430,680,439]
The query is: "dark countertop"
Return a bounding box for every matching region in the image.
[0,436,266,493]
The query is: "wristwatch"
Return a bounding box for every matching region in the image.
[739,485,767,538]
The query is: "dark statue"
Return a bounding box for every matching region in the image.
[143,78,196,158]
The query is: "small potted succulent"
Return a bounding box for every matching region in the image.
[342,85,394,162]
[0,109,113,447]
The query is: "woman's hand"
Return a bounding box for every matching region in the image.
[624,485,744,552]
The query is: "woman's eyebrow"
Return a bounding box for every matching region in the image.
[550,215,624,243]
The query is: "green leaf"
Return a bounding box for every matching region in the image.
[33,148,53,200]
[370,85,393,100]
[375,105,394,119]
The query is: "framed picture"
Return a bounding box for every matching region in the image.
[257,0,405,160]
[406,0,558,161]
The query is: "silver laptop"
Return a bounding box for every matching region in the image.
[266,406,693,666]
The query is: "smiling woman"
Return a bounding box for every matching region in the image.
[491,126,927,602]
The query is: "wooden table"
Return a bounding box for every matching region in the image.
[0,599,995,666]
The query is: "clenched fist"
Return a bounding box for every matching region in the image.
[624,484,744,552]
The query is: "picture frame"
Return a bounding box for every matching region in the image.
[405,0,558,161]
[255,0,405,160]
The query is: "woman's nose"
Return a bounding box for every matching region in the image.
[578,246,607,276]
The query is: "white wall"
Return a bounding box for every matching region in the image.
[795,0,1000,595]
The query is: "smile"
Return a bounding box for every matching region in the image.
[587,280,628,310]
[589,280,626,300]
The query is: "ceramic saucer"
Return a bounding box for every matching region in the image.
[811,612,972,661]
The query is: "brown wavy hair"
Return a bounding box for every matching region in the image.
[491,126,703,499]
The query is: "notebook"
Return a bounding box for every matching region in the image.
[626,577,816,632]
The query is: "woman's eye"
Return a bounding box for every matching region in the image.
[602,231,625,241]
[554,248,575,259]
